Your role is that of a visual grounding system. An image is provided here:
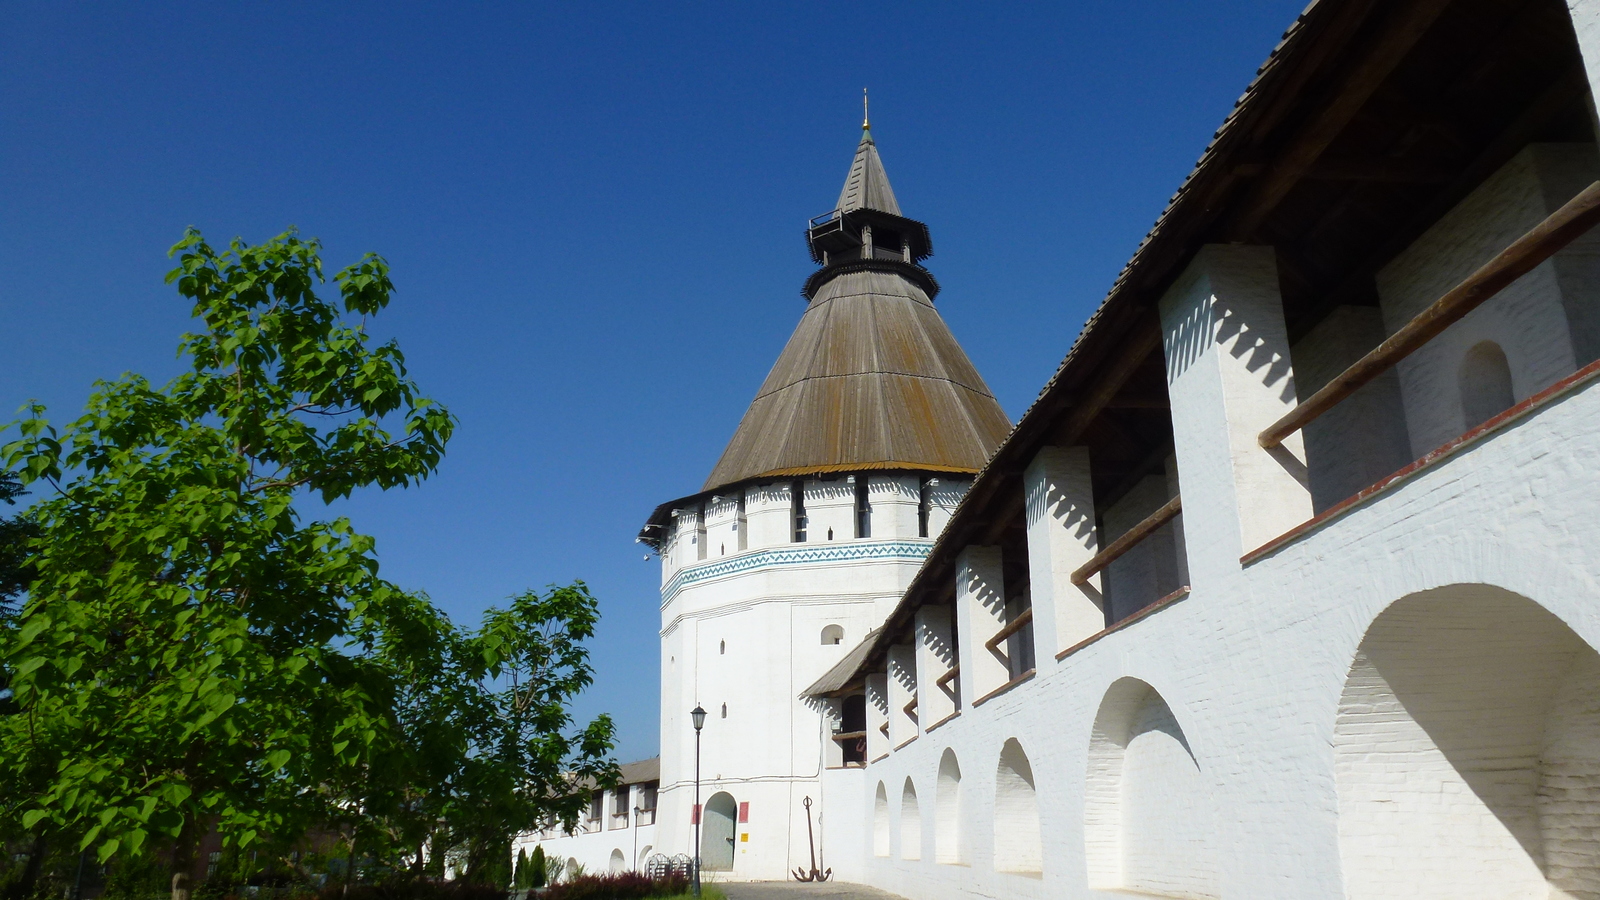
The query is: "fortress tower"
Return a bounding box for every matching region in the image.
[639,120,1010,880]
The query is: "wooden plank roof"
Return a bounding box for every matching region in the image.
[701,268,1011,492]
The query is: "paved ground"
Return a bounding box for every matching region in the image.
[716,882,908,900]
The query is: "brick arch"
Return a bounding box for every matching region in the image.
[1085,677,1216,898]
[992,738,1041,874]
[900,777,922,860]
[872,781,890,858]
[1335,584,1600,899]
[935,748,963,864]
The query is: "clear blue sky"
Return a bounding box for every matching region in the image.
[2,1,1304,761]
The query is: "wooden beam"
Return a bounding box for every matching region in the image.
[1229,0,1456,240]
[1045,315,1164,448]
[1261,180,1600,449]
[1071,495,1183,586]
[1097,441,1176,514]
[1289,63,1587,340]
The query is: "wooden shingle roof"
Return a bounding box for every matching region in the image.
[702,268,1010,492]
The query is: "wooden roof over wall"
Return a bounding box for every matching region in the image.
[818,0,1595,688]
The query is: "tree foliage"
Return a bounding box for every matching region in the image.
[0,229,615,900]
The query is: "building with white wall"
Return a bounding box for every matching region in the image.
[521,118,1012,881]
[800,0,1600,897]
[511,758,660,880]
[526,1,1600,894]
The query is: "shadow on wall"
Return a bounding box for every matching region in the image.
[1085,677,1217,899]
[900,778,921,861]
[993,739,1042,876]
[873,782,890,858]
[935,749,963,865]
[1335,584,1600,900]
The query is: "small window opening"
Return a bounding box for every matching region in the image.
[720,703,727,718]
[827,527,834,540]
[917,478,932,538]
[855,479,871,538]
[719,640,725,655]
[736,493,748,551]
[840,694,868,765]
[792,481,808,542]
[696,504,707,561]
[1460,340,1515,429]
[821,624,845,645]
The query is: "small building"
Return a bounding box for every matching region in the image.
[512,757,659,879]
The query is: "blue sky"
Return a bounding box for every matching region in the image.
[2,1,1304,761]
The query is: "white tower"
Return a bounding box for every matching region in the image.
[639,121,1009,881]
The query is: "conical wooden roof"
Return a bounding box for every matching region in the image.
[702,266,1010,492]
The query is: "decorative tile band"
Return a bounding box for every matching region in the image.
[662,540,933,603]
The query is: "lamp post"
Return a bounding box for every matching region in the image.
[691,704,707,898]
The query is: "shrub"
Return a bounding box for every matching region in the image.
[539,872,691,900]
[316,880,504,900]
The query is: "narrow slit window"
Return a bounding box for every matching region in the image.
[792,481,808,542]
[736,493,748,551]
[855,478,871,538]
[696,504,707,561]
[918,478,932,538]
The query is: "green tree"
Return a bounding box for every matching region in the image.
[0,228,453,900]
[357,585,617,885]
[529,845,546,889]
[0,471,34,616]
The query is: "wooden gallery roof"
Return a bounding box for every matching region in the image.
[814,0,1595,693]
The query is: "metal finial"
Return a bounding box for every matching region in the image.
[862,88,869,129]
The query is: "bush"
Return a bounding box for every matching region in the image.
[539,872,690,900]
[316,880,505,900]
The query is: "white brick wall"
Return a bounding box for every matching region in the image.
[1378,144,1596,457]
[852,327,1600,900]
[1333,585,1595,899]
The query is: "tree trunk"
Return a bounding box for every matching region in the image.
[170,815,199,900]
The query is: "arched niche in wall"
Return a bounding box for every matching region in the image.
[935,748,964,865]
[901,777,922,860]
[821,624,845,645]
[608,849,625,873]
[992,738,1042,875]
[636,844,653,872]
[1085,677,1217,899]
[873,781,891,858]
[1459,340,1515,428]
[1335,584,1600,900]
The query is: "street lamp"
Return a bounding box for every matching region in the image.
[690,704,707,898]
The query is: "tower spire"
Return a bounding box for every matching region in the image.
[836,111,900,215]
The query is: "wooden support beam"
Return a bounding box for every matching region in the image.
[1287,63,1588,341]
[1071,495,1183,586]
[982,607,1034,655]
[1236,156,1454,183]
[1045,316,1165,448]
[1097,441,1176,515]
[1261,180,1600,449]
[1229,0,1455,240]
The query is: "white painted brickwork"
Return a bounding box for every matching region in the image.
[846,147,1600,899]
